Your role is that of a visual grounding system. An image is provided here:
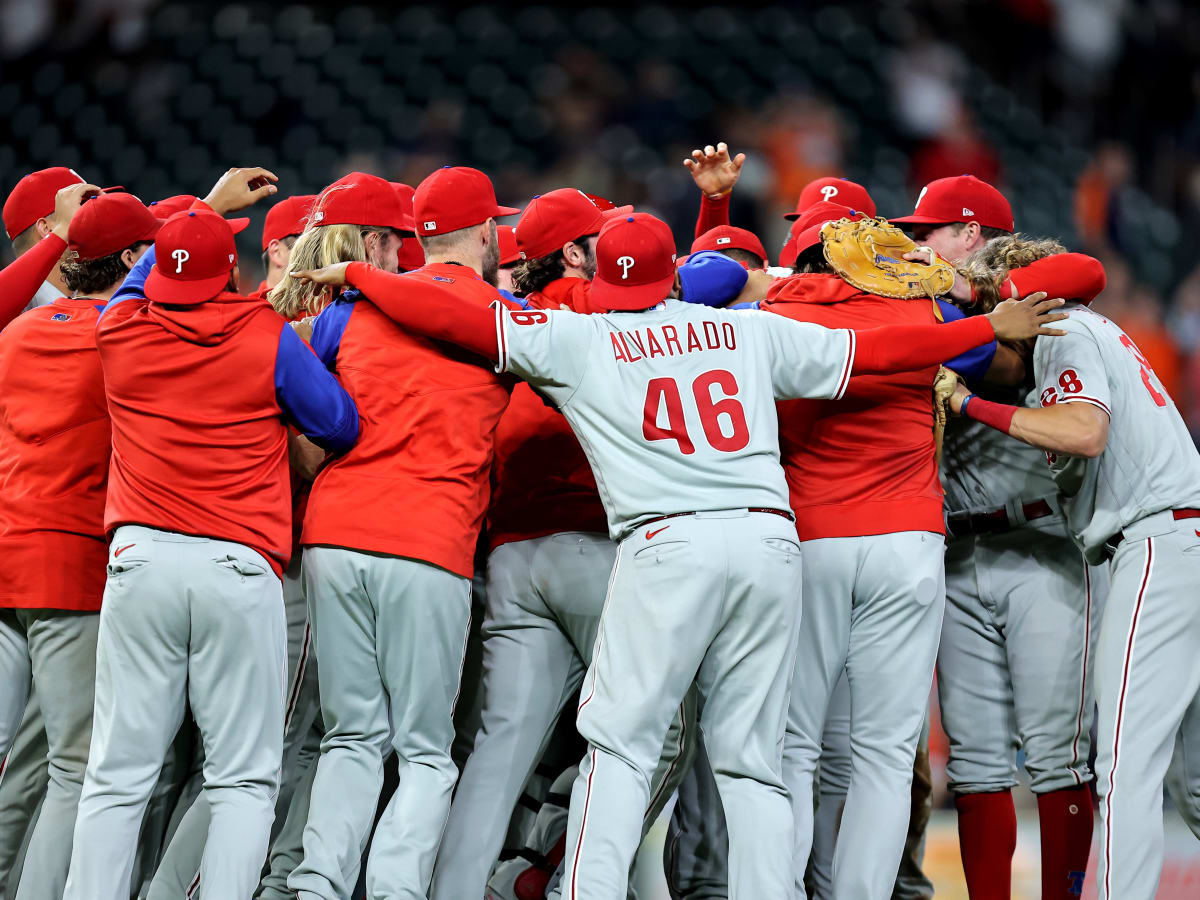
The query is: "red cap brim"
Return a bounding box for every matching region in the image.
[143,268,231,305]
[228,217,251,233]
[887,215,948,226]
[494,205,522,217]
[588,270,676,311]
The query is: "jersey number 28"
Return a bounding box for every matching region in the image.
[642,369,749,455]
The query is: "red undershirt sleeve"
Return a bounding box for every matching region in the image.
[0,234,66,328]
[851,316,996,375]
[695,193,732,239]
[1005,253,1106,303]
[346,262,500,361]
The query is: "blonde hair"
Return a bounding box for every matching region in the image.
[269,224,367,319]
[960,233,1067,312]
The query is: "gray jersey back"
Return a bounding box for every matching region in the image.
[1033,303,1200,561]
[941,400,1059,516]
[496,299,853,540]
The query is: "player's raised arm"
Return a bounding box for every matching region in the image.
[0,182,101,327]
[294,261,503,362]
[684,142,742,238]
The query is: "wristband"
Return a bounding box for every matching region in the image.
[960,393,973,418]
[962,393,1018,434]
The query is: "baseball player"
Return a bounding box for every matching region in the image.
[62,167,360,900]
[0,176,105,899]
[432,188,698,900]
[254,194,316,299]
[947,237,1200,900]
[1,167,92,315]
[293,208,1061,898]
[893,176,1107,900]
[285,166,517,900]
[0,191,159,900]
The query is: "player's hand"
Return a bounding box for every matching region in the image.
[289,316,314,343]
[291,262,352,286]
[902,246,936,267]
[202,167,279,215]
[985,291,1067,340]
[288,433,326,482]
[51,182,103,241]
[948,382,972,415]
[683,142,745,199]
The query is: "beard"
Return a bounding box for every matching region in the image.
[581,248,597,281]
[482,221,500,287]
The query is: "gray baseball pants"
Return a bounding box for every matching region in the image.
[1094,511,1200,900]
[0,609,99,900]
[561,509,803,900]
[784,531,944,900]
[288,547,471,900]
[63,526,287,900]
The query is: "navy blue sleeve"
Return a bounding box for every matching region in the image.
[938,300,996,379]
[99,245,156,320]
[310,295,356,370]
[274,324,360,453]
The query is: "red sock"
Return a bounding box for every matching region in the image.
[955,790,1017,900]
[1037,785,1094,899]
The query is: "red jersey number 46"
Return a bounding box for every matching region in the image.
[643,369,749,455]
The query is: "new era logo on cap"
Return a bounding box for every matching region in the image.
[963,207,974,216]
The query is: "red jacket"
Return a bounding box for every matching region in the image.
[486,278,608,550]
[762,274,946,540]
[0,298,110,610]
[302,263,513,578]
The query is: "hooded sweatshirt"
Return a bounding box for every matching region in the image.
[96,248,359,576]
[761,273,948,540]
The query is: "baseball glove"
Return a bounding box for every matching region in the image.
[821,217,956,299]
[933,365,961,462]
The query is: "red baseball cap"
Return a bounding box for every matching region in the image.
[891,175,1014,232]
[261,194,315,250]
[780,201,861,267]
[785,177,876,220]
[3,167,86,239]
[67,193,161,261]
[514,188,631,261]
[148,195,199,220]
[414,166,519,237]
[590,213,678,311]
[144,209,250,305]
[390,182,426,271]
[310,172,414,231]
[497,225,521,267]
[584,193,621,211]
[690,225,768,266]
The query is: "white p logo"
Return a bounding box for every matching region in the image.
[172,249,190,274]
[820,185,839,201]
[617,255,635,280]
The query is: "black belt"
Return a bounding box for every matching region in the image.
[643,507,795,527]
[1105,508,1200,555]
[946,499,1055,538]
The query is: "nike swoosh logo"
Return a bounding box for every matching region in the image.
[113,544,136,558]
[645,526,670,540]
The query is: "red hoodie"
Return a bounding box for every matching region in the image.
[0,297,110,610]
[486,277,608,550]
[762,274,947,540]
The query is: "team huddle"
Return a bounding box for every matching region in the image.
[0,139,1197,900]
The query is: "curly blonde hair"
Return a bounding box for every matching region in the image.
[959,234,1066,312]
[267,224,397,319]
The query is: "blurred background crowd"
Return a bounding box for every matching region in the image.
[2,0,1198,894]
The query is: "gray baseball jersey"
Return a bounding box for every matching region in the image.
[1030,303,1200,900]
[496,299,853,534]
[1033,303,1200,561]
[941,397,1060,517]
